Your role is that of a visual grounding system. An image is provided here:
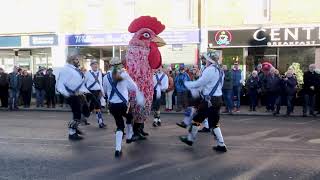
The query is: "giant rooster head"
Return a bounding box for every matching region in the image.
[128,16,166,69]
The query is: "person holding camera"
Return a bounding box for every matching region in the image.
[282,69,297,116]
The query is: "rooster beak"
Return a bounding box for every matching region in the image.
[152,36,166,47]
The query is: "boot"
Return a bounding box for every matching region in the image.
[140,123,149,136]
[132,123,146,141]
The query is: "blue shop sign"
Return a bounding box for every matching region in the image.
[65,30,200,46]
[0,36,21,47]
[30,35,58,46]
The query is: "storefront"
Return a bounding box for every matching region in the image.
[208,26,320,76]
[65,30,200,72]
[0,34,58,73]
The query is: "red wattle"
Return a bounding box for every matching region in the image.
[148,42,162,69]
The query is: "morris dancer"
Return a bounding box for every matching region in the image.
[103,57,144,158]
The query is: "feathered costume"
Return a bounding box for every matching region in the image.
[126,16,166,124]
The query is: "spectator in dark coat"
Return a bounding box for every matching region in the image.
[7,66,22,110]
[265,68,281,112]
[273,69,284,115]
[283,69,297,116]
[222,65,233,113]
[44,68,56,108]
[34,67,46,107]
[174,67,190,112]
[302,64,319,117]
[231,62,243,112]
[246,70,260,111]
[20,70,33,108]
[0,67,9,108]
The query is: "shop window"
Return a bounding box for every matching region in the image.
[278,47,315,73]
[0,50,15,73]
[219,48,243,69]
[244,0,270,24]
[171,0,193,25]
[86,0,104,31]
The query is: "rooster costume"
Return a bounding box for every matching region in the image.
[126,16,166,139]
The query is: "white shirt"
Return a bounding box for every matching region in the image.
[84,70,104,95]
[184,64,224,97]
[153,71,169,99]
[57,64,90,97]
[103,70,139,104]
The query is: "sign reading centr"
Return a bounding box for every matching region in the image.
[253,27,320,46]
[208,26,320,47]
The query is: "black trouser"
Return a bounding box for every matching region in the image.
[46,92,56,107]
[87,90,102,111]
[109,103,133,132]
[67,95,90,121]
[303,94,315,115]
[152,90,161,118]
[286,95,294,114]
[21,90,32,107]
[192,96,223,129]
[248,89,257,110]
[0,86,8,107]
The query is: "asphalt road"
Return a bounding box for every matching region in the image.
[0,111,320,180]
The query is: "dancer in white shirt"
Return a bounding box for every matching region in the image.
[103,57,144,158]
[57,55,90,141]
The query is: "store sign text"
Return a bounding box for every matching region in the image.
[30,35,58,46]
[253,27,319,46]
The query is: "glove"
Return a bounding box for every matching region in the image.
[136,91,145,106]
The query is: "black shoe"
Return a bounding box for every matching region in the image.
[157,121,161,126]
[176,122,187,129]
[115,150,122,158]
[76,129,84,135]
[68,134,83,141]
[303,114,307,117]
[141,130,149,136]
[179,136,193,146]
[132,133,147,141]
[152,121,158,127]
[198,127,210,133]
[213,145,227,152]
[126,138,134,144]
[99,123,106,129]
[311,113,317,117]
[84,121,90,125]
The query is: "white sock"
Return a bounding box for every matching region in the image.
[98,118,103,124]
[187,125,199,142]
[68,128,76,135]
[213,127,225,146]
[126,124,133,140]
[183,107,196,126]
[158,118,161,123]
[203,118,209,129]
[154,118,158,123]
[115,131,123,151]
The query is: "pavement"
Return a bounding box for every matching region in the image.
[0,111,320,180]
[0,105,316,117]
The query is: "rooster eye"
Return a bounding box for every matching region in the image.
[143,32,151,38]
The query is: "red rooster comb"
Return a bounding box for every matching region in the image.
[128,16,165,35]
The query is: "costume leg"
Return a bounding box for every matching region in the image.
[208,97,227,152]
[67,96,83,140]
[180,100,208,146]
[153,97,161,127]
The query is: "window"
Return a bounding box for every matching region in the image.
[86,0,104,31]
[244,0,271,24]
[171,0,193,25]
[278,47,315,73]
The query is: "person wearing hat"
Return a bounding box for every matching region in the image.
[84,60,106,128]
[152,66,168,127]
[103,57,144,158]
[57,55,91,141]
[34,66,46,107]
[179,51,227,153]
[174,65,191,112]
[44,68,56,108]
